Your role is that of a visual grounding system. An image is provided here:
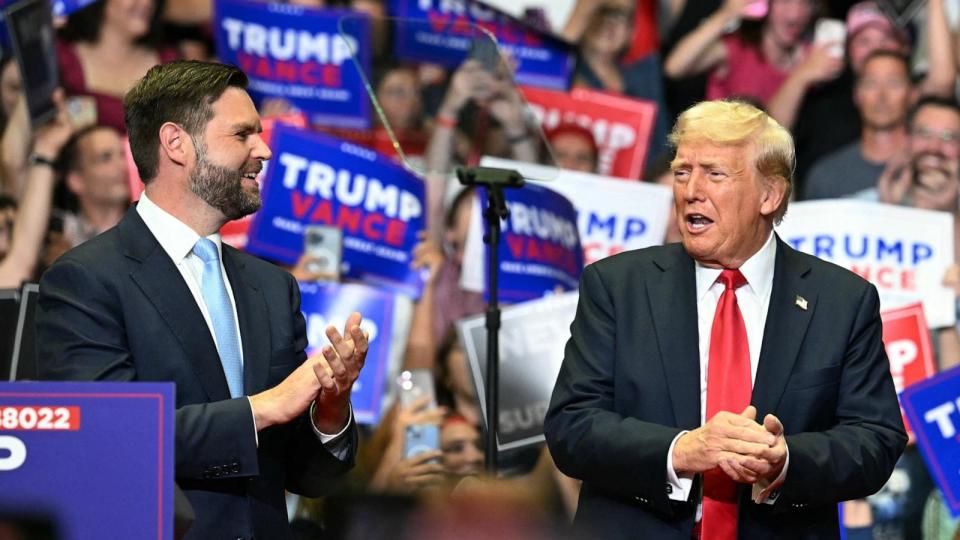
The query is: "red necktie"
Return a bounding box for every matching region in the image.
[701,269,752,540]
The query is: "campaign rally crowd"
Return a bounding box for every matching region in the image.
[1,0,959,538]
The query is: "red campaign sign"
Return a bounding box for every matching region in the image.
[221,113,307,249]
[881,302,938,441]
[520,86,657,180]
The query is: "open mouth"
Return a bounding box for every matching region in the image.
[685,213,714,231]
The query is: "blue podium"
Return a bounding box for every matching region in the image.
[0,382,175,539]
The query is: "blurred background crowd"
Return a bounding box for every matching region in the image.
[1,0,959,538]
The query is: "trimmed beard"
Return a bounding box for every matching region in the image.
[188,136,262,221]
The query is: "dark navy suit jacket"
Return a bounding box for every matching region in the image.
[544,238,907,539]
[37,208,355,540]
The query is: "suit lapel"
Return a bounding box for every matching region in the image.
[119,209,231,402]
[751,238,817,417]
[222,247,271,395]
[647,246,702,430]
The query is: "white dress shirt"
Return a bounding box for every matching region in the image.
[664,232,788,505]
[136,192,349,446]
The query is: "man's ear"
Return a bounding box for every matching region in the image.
[158,122,190,168]
[759,176,787,219]
[65,171,84,197]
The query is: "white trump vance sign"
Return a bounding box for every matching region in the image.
[776,200,955,328]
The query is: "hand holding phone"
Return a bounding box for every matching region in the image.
[398,370,442,460]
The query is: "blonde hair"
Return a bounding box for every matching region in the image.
[668,100,794,223]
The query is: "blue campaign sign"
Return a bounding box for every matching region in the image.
[0,381,175,540]
[482,183,583,301]
[52,0,96,17]
[389,0,575,91]
[901,366,960,517]
[213,0,372,129]
[247,125,426,298]
[299,281,395,425]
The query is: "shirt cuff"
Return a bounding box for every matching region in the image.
[309,401,352,443]
[247,397,259,448]
[752,440,789,504]
[666,430,695,501]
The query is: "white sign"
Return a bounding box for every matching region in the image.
[457,291,578,450]
[776,200,956,328]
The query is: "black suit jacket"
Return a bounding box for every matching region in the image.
[544,238,907,540]
[37,208,356,540]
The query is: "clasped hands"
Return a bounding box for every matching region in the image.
[250,312,368,434]
[672,406,787,490]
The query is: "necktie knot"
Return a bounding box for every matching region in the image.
[192,238,220,264]
[718,268,747,291]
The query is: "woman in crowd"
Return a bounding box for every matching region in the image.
[664,0,822,105]
[57,0,179,132]
[573,0,669,169]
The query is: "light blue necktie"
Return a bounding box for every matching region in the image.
[192,238,244,398]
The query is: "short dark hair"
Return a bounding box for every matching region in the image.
[907,95,960,128]
[124,61,248,182]
[56,124,117,176]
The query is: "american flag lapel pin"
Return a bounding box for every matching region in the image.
[795,295,808,311]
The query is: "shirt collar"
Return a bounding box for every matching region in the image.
[136,191,223,263]
[694,231,777,301]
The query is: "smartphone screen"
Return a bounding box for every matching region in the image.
[814,18,846,59]
[66,96,97,129]
[303,225,342,277]
[398,369,440,460]
[467,37,500,73]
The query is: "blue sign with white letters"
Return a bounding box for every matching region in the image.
[901,366,960,517]
[0,382,175,540]
[246,125,426,298]
[389,0,574,91]
[214,0,371,128]
[481,183,582,301]
[298,282,395,425]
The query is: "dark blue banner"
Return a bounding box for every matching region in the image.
[0,382,175,540]
[213,0,372,128]
[247,125,426,297]
[901,366,960,517]
[389,0,574,91]
[482,183,582,301]
[299,282,395,425]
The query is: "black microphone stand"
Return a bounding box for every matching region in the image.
[455,165,524,474]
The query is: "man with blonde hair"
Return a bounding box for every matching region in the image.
[545,100,906,539]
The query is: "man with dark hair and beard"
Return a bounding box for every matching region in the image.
[36,61,366,540]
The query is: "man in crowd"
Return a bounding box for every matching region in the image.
[545,100,906,539]
[804,51,912,200]
[768,0,954,192]
[869,96,960,210]
[37,61,366,540]
[546,123,600,174]
[56,125,130,247]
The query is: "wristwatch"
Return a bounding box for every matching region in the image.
[29,154,57,168]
